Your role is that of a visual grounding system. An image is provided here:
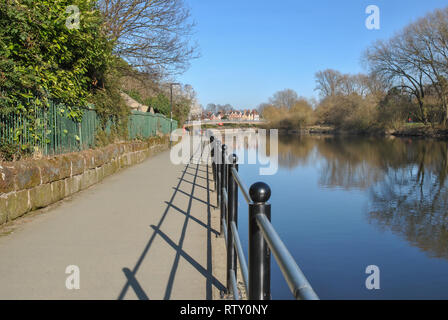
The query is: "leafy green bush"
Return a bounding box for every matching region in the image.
[90,58,129,139]
[145,93,170,116]
[0,140,32,162]
[0,0,131,148]
[0,0,113,119]
[125,90,144,105]
[173,96,192,125]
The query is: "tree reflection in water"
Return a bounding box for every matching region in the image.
[276,134,448,259]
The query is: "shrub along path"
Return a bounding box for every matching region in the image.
[0,142,224,299]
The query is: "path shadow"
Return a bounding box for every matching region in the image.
[122,268,149,300]
[117,141,223,300]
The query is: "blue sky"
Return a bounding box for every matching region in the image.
[178,0,448,110]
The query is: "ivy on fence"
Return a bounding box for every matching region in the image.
[0,102,177,157]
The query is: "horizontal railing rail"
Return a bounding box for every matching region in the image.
[230,221,249,293]
[231,167,251,204]
[256,214,319,300]
[208,134,319,300]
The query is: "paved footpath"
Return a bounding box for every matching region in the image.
[0,142,226,299]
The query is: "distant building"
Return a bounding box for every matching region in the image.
[251,109,259,120]
[199,108,260,122]
[210,112,222,121]
[241,109,253,120]
[228,110,242,120]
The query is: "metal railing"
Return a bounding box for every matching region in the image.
[209,135,319,300]
[0,100,177,156]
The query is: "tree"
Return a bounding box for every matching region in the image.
[315,69,343,98]
[98,0,198,75]
[315,69,388,99]
[205,103,233,114]
[257,102,271,114]
[217,104,233,113]
[206,103,217,114]
[261,104,284,121]
[0,0,114,117]
[145,93,170,115]
[365,35,429,123]
[377,87,417,129]
[289,98,315,127]
[268,89,299,109]
[363,8,448,124]
[363,71,391,100]
[173,96,191,125]
[401,8,448,122]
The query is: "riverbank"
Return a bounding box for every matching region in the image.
[196,121,448,139]
[388,123,448,138]
[271,124,448,139]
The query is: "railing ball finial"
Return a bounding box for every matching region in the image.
[229,153,238,164]
[249,182,271,203]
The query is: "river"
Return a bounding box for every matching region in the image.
[232,134,448,299]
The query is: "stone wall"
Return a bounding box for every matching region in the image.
[0,137,170,225]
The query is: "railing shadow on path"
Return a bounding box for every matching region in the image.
[117,141,224,300]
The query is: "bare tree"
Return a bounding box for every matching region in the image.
[365,7,448,123]
[216,104,233,113]
[365,36,429,123]
[98,0,198,75]
[402,8,448,122]
[268,89,299,109]
[206,103,217,114]
[364,72,391,99]
[315,69,382,98]
[314,69,343,98]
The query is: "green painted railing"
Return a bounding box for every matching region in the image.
[0,102,177,156]
[128,111,177,138]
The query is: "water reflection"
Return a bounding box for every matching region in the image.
[276,135,448,259]
[276,135,315,169]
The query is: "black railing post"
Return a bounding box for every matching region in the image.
[220,144,227,237]
[210,136,216,191]
[216,140,222,209]
[227,154,238,292]
[248,182,272,300]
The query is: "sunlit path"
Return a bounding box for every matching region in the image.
[0,143,223,300]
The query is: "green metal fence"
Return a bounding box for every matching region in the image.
[0,102,177,156]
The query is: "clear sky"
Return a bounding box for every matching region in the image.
[178,0,448,110]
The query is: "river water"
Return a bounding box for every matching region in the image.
[232,134,448,299]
